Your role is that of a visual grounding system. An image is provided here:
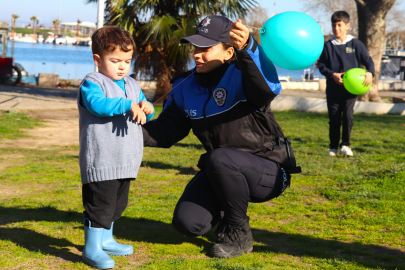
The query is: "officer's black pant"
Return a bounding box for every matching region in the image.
[172,148,287,237]
[82,179,133,229]
[327,96,357,149]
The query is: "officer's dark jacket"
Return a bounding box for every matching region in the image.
[142,36,285,164]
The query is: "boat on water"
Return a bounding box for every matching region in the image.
[77,40,92,46]
[44,37,55,44]
[9,36,37,43]
[54,36,77,45]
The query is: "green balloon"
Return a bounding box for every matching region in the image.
[343,68,372,95]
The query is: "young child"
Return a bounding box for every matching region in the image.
[318,11,375,157]
[78,25,154,269]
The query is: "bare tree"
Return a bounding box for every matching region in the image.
[301,0,400,101]
[242,5,269,44]
[386,1,405,32]
[385,1,405,52]
[300,0,358,36]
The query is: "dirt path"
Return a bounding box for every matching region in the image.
[0,109,79,149]
[0,84,79,149]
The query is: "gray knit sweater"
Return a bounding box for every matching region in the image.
[77,72,143,184]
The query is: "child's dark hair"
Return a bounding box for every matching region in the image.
[91,25,136,56]
[331,11,350,24]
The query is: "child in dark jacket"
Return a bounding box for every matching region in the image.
[318,11,375,157]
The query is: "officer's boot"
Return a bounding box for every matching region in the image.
[102,222,134,256]
[211,216,253,258]
[82,220,115,269]
[214,218,226,243]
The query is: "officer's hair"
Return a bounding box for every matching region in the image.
[92,25,136,56]
[331,11,350,24]
[222,43,237,63]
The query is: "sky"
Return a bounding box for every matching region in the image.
[0,0,329,31]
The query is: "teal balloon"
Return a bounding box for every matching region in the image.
[343,68,372,95]
[259,12,324,70]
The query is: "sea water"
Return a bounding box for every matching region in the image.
[8,42,94,80]
[7,42,324,80]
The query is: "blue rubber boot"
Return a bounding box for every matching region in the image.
[102,222,133,256]
[82,220,115,269]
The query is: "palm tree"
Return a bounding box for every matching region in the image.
[76,19,82,36]
[52,19,60,32]
[30,16,38,34]
[87,0,257,102]
[11,14,19,33]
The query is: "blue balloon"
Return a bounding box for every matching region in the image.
[259,12,324,70]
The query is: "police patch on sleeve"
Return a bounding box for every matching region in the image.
[213,87,227,107]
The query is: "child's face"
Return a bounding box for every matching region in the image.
[93,48,133,81]
[193,44,234,73]
[332,21,350,39]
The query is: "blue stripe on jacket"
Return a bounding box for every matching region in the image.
[81,78,155,121]
[246,36,281,95]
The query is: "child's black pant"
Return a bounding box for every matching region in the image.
[326,96,357,149]
[172,148,287,237]
[82,179,133,229]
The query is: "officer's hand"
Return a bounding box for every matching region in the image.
[230,19,249,50]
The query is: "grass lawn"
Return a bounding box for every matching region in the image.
[0,111,42,140]
[0,109,404,269]
[14,27,50,36]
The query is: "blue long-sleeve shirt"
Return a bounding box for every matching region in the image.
[80,78,154,121]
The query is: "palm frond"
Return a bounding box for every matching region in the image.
[216,0,257,19]
[140,15,178,44]
[168,17,196,67]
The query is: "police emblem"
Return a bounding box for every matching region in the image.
[213,88,227,107]
[201,17,211,27]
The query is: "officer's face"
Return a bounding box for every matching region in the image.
[193,44,234,73]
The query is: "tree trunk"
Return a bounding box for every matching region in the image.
[154,69,172,104]
[355,0,396,102]
[152,52,185,104]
